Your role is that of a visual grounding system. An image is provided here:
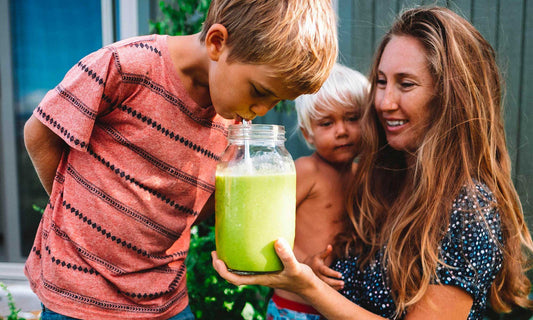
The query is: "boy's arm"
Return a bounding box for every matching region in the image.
[294,157,316,207]
[24,115,66,195]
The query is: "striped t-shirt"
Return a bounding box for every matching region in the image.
[25,34,233,319]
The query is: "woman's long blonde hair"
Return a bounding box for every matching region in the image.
[335,6,533,315]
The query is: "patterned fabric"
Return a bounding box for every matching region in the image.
[267,295,322,320]
[25,35,232,319]
[332,182,503,319]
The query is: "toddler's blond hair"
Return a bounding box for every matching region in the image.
[295,63,369,149]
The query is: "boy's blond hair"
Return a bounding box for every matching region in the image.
[200,0,338,95]
[295,63,369,149]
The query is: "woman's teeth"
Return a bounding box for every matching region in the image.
[387,120,407,127]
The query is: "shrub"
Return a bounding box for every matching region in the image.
[0,282,25,320]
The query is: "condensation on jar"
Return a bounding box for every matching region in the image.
[215,124,296,274]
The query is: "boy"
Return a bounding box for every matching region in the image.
[23,1,337,319]
[266,64,368,320]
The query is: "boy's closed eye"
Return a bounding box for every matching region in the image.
[251,84,268,98]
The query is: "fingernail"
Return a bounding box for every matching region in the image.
[277,237,288,246]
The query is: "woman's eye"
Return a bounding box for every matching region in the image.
[400,82,415,89]
[376,78,387,86]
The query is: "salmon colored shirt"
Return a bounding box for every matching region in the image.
[25,35,232,319]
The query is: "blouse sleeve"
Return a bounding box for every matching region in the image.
[33,46,122,152]
[435,183,503,301]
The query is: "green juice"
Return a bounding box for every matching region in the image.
[215,173,296,273]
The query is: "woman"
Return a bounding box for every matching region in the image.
[212,6,533,319]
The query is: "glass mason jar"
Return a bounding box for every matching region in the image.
[215,124,296,274]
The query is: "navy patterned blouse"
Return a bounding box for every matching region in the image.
[332,183,503,319]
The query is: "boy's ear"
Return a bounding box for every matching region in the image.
[205,24,229,61]
[301,128,315,146]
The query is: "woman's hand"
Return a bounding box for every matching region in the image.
[305,244,344,290]
[211,238,318,294]
[212,238,388,320]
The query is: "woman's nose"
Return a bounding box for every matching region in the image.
[379,87,399,111]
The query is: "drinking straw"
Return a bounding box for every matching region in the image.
[242,119,253,172]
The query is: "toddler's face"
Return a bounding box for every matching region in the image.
[208,50,299,121]
[306,105,361,165]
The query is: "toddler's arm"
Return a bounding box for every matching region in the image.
[24,115,66,195]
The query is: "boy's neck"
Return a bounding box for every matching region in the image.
[167,34,212,107]
[312,152,354,172]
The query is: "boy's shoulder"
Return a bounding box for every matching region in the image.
[107,34,162,51]
[104,35,168,72]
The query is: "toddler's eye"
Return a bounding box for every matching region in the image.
[319,121,332,127]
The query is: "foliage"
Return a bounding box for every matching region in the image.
[149,0,211,36]
[31,204,44,215]
[0,282,25,320]
[186,216,272,320]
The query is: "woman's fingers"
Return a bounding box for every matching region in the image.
[274,238,299,272]
[211,239,295,287]
[211,251,250,286]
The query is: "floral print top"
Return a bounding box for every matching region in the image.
[332,183,503,319]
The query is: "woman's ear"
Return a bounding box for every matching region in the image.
[205,23,229,61]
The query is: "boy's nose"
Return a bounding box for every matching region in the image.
[251,102,277,117]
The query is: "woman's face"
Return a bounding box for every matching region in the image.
[374,35,436,152]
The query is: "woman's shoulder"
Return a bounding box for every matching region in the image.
[452,180,496,211]
[448,180,502,242]
[437,181,503,311]
[450,180,501,235]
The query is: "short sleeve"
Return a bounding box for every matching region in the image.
[435,184,503,301]
[33,46,121,151]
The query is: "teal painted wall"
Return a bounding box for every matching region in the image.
[257,0,533,228]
